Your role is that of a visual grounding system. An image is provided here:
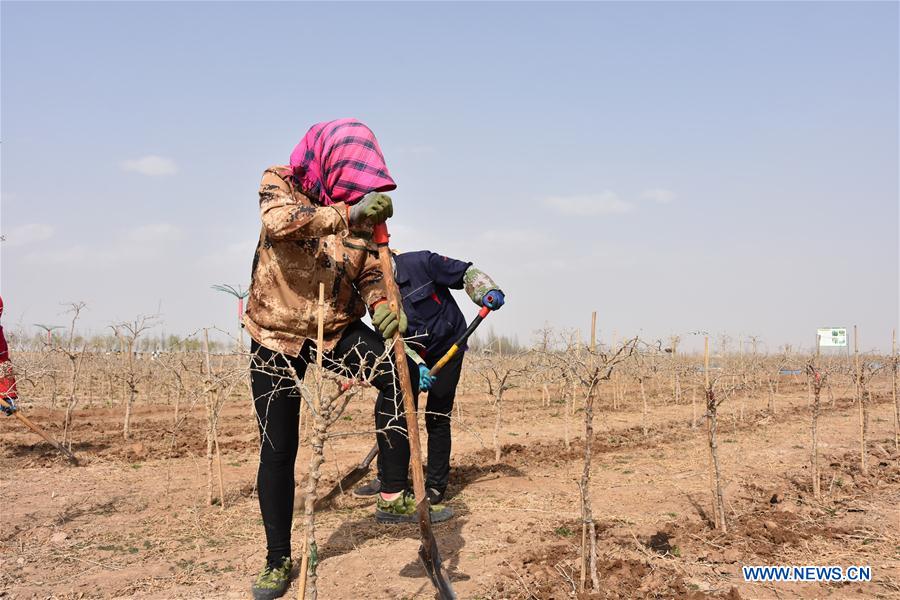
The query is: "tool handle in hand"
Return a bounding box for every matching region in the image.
[1,398,78,465]
[373,222,390,245]
[429,306,490,376]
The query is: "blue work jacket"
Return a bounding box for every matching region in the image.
[395,251,471,362]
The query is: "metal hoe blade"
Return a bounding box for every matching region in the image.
[313,445,378,511]
[418,514,457,600]
[416,498,456,600]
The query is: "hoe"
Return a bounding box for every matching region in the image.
[0,397,79,465]
[315,303,491,511]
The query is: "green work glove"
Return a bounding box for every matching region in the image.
[372,303,407,339]
[349,192,393,229]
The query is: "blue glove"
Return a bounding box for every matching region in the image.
[482,289,505,310]
[418,364,436,392]
[1,396,17,416]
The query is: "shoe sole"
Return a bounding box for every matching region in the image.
[251,584,289,600]
[375,506,454,524]
[352,490,380,499]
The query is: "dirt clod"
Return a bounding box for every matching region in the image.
[126,441,147,459]
[50,531,68,544]
[722,548,742,563]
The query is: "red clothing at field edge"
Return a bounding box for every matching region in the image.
[0,296,18,399]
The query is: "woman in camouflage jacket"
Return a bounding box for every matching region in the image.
[243,119,441,600]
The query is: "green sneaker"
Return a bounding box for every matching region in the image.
[375,490,453,524]
[251,557,292,600]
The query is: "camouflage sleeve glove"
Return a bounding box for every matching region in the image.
[372,303,407,339]
[463,266,502,306]
[348,192,393,230]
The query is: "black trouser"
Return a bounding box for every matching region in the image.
[250,320,419,564]
[376,349,464,493]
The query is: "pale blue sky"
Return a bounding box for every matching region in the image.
[2,1,897,352]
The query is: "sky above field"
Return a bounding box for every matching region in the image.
[1,1,898,352]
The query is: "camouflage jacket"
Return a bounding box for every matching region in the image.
[242,166,386,356]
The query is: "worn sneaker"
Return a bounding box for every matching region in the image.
[352,477,382,498]
[251,557,292,600]
[426,487,446,505]
[375,490,453,524]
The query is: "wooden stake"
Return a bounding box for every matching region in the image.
[893,329,898,452]
[811,334,822,500]
[691,384,697,429]
[297,536,308,600]
[202,329,214,506]
[854,325,866,475]
[206,335,227,510]
[317,283,325,371]
[579,488,588,590]
[703,338,709,396]
[590,311,597,353]
[612,372,619,410]
[214,421,226,510]
[564,378,574,450]
[671,336,679,405]
[639,376,648,437]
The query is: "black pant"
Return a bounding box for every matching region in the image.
[250,321,419,563]
[376,349,464,492]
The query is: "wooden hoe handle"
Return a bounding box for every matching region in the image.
[0,397,78,465]
[372,222,456,600]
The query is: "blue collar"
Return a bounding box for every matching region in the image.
[394,257,410,284]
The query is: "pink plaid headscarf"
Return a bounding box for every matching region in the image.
[289,119,396,206]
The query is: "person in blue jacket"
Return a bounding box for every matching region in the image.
[356,250,505,505]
